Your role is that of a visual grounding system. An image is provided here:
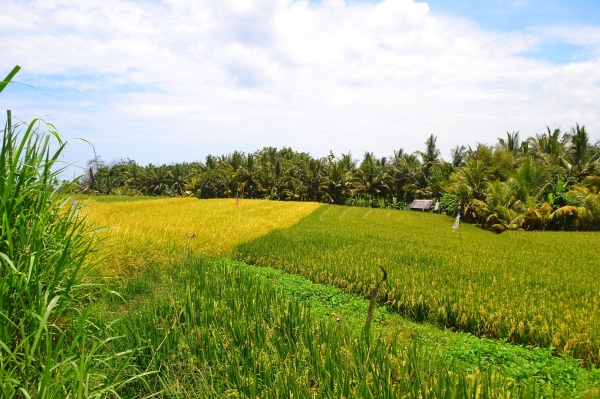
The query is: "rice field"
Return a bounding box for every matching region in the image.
[81,196,600,396]
[234,204,600,367]
[85,197,600,366]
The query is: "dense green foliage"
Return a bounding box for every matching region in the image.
[82,130,600,231]
[235,205,600,367]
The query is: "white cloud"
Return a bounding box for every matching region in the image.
[1,0,598,169]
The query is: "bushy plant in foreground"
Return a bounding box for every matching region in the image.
[0,69,139,398]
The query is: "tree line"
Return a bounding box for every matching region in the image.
[80,124,600,231]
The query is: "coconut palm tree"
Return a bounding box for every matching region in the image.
[506,157,552,203]
[139,164,174,196]
[443,159,490,222]
[527,127,569,168]
[322,153,356,204]
[415,134,441,179]
[305,158,325,202]
[390,153,424,202]
[524,202,554,231]
[450,145,467,167]
[355,152,392,199]
[565,124,599,180]
[564,176,600,228]
[486,202,527,232]
[497,131,521,153]
[235,153,261,198]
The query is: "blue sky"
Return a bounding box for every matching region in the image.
[422,0,600,28]
[348,0,600,63]
[422,0,600,63]
[1,0,599,177]
[344,0,600,28]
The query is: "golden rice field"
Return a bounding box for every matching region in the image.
[83,197,321,276]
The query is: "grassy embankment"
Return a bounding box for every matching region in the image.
[100,257,556,398]
[86,197,600,397]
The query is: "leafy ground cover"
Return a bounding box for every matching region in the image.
[234,204,600,367]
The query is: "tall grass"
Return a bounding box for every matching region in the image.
[235,205,600,367]
[0,112,138,397]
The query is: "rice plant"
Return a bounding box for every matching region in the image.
[83,197,321,276]
[234,205,600,367]
[105,257,546,398]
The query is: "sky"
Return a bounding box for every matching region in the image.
[1,0,599,177]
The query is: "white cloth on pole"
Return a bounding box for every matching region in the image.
[452,214,460,231]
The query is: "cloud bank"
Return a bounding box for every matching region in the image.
[1,0,599,169]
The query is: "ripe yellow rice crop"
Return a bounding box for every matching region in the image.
[83,197,322,276]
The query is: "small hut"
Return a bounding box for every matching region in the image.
[408,199,434,212]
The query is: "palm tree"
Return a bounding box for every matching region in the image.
[205,155,219,170]
[139,165,174,196]
[169,163,192,196]
[497,131,521,153]
[253,148,293,200]
[390,153,424,202]
[524,202,553,231]
[527,127,569,168]
[235,153,261,198]
[322,153,356,204]
[486,202,527,232]
[564,176,600,228]
[267,159,292,200]
[416,134,440,179]
[425,162,454,199]
[355,152,392,199]
[565,124,598,180]
[506,157,552,203]
[305,158,325,202]
[450,145,467,167]
[443,159,490,222]
[227,151,245,172]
